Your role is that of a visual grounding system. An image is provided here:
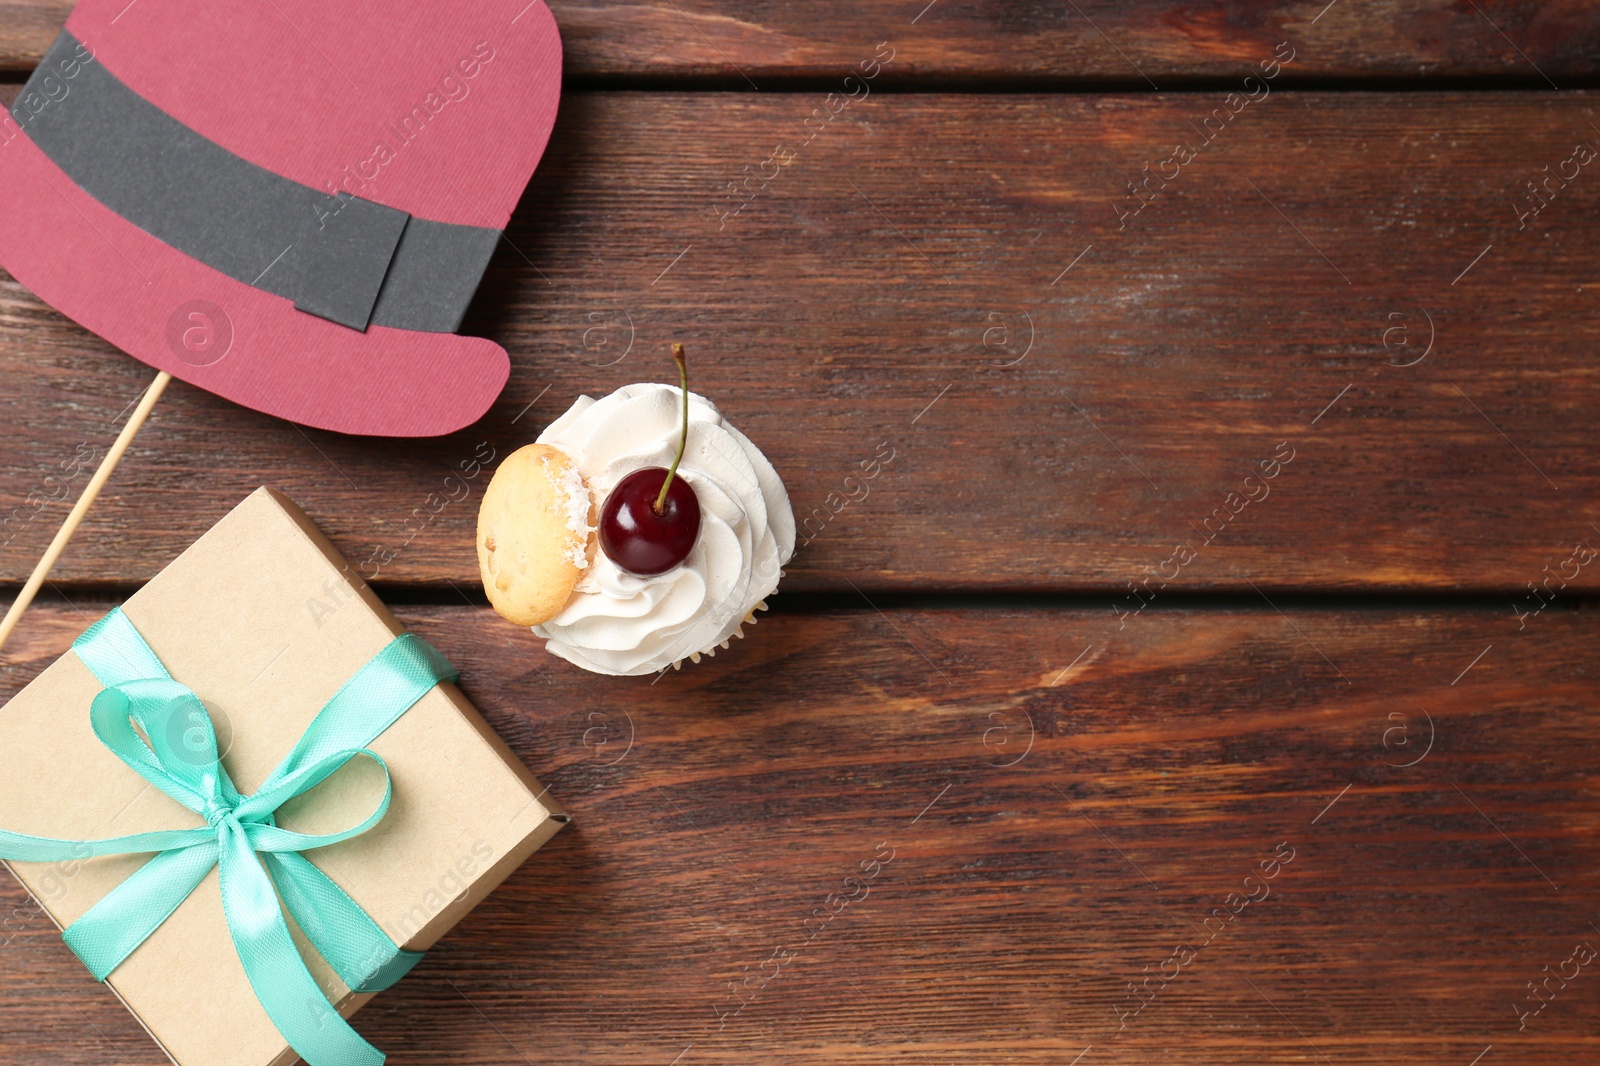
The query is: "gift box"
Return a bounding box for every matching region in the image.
[0,487,567,1066]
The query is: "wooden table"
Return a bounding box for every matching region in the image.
[3,3,1599,1063]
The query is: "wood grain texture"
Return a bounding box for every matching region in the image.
[4,1,1600,81]
[5,3,1596,1064]
[1,602,1596,1063]
[4,91,1599,593]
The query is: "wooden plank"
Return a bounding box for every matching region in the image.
[1,602,1596,1062]
[4,1,1600,81]
[4,91,1598,594]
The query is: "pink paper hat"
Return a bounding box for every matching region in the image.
[0,0,562,436]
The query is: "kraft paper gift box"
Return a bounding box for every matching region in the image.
[0,487,567,1066]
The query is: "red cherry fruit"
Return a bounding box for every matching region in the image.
[598,343,702,576]
[599,467,701,575]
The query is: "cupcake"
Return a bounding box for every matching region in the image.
[477,347,794,675]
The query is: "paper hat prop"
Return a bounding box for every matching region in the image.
[0,0,562,436]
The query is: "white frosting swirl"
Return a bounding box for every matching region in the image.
[532,383,794,676]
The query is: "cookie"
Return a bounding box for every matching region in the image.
[477,443,593,626]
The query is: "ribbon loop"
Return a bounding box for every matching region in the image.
[89,680,235,815]
[0,607,455,1066]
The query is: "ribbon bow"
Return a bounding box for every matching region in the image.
[0,607,457,1065]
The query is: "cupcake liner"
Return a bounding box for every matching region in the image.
[672,595,772,670]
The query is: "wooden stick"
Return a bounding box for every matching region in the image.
[0,371,172,655]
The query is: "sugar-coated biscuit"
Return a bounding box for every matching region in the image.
[477,444,592,626]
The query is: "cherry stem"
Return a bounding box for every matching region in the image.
[654,344,689,515]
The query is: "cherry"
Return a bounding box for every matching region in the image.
[599,344,701,575]
[599,468,701,575]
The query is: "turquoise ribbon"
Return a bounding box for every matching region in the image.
[0,607,458,1065]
